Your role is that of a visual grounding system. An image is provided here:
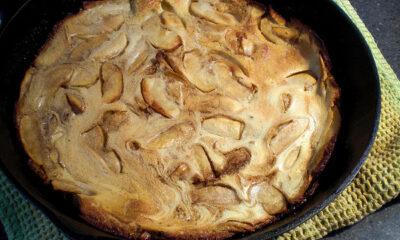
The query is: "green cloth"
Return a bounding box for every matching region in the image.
[1,1,399,239]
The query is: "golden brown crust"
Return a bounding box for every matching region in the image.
[16,0,340,239]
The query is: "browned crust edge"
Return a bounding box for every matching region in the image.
[80,199,237,240]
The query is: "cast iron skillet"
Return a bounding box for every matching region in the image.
[0,0,380,239]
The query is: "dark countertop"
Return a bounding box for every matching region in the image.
[0,1,399,240]
[326,0,400,239]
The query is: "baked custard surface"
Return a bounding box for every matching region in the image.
[16,0,340,238]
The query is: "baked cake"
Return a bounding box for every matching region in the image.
[16,0,340,238]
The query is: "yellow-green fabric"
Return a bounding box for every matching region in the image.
[0,1,399,239]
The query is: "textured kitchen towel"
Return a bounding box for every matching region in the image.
[0,1,399,239]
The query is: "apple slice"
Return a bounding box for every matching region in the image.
[70,35,108,61]
[190,1,238,25]
[82,126,122,174]
[192,186,239,205]
[192,145,215,181]
[272,27,299,41]
[101,62,123,103]
[147,123,194,149]
[141,77,180,118]
[250,182,286,214]
[66,93,85,114]
[186,95,243,114]
[260,18,281,44]
[82,125,105,150]
[161,11,185,33]
[142,15,182,51]
[286,72,317,92]
[268,119,309,155]
[269,7,286,25]
[183,51,218,92]
[202,116,243,140]
[65,13,125,39]
[92,32,128,60]
[69,62,100,87]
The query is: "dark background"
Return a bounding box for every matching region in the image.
[326,0,400,239]
[0,0,398,239]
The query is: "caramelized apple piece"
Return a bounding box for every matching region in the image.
[147,123,194,149]
[260,18,280,44]
[282,146,301,170]
[104,150,122,174]
[183,51,218,92]
[142,15,182,51]
[171,163,202,182]
[101,62,123,103]
[102,14,125,32]
[82,126,122,173]
[69,62,100,87]
[186,95,243,114]
[193,186,239,205]
[83,125,105,150]
[286,73,317,92]
[127,50,149,74]
[190,1,238,25]
[211,51,254,91]
[268,119,309,155]
[161,54,192,85]
[70,35,108,61]
[21,65,74,112]
[65,14,125,39]
[66,93,85,114]
[92,32,128,60]
[202,117,243,140]
[192,145,215,181]
[269,7,286,25]
[161,0,191,16]
[201,144,226,174]
[272,167,306,203]
[161,11,185,33]
[172,163,190,178]
[141,78,180,118]
[102,111,128,132]
[250,182,286,214]
[272,27,299,41]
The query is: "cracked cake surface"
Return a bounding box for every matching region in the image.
[16,0,340,239]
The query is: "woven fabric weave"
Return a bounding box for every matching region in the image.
[0,1,399,239]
